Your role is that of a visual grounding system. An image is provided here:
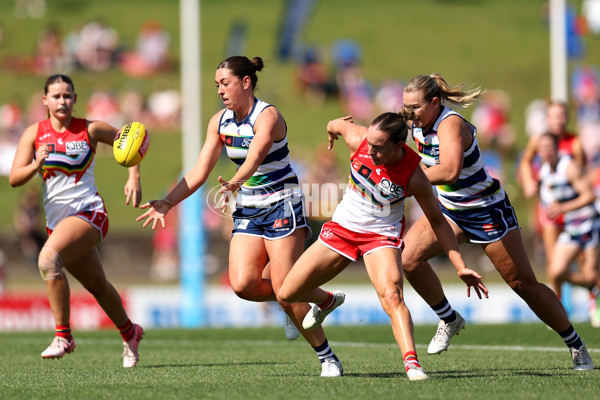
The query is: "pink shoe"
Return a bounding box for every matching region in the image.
[122,324,144,368]
[41,336,75,359]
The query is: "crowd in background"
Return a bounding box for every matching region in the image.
[3,1,600,293]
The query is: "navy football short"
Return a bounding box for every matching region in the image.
[231,196,311,240]
[440,196,520,243]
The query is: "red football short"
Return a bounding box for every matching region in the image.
[47,208,109,240]
[318,220,404,261]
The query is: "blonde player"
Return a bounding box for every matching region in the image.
[400,73,593,370]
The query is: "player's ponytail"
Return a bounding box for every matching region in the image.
[405,73,486,108]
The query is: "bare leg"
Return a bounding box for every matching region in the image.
[483,229,570,332]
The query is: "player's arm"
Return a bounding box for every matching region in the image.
[326,116,367,153]
[89,120,142,207]
[9,124,44,187]
[546,160,595,218]
[421,116,464,185]
[218,106,282,193]
[406,167,488,299]
[571,137,587,167]
[518,135,541,199]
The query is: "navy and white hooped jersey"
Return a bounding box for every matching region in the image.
[412,105,505,210]
[219,98,299,207]
[539,155,599,236]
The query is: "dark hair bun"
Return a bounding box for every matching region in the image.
[250,57,264,72]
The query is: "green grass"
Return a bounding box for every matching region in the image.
[1,324,599,399]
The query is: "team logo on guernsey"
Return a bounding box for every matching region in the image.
[321,228,333,239]
[353,161,372,179]
[66,141,89,155]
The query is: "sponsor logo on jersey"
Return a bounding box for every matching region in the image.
[65,141,89,155]
[378,178,404,197]
[321,228,333,239]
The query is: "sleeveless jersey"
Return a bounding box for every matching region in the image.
[539,155,598,236]
[412,105,505,210]
[34,118,104,229]
[332,139,421,238]
[219,98,299,207]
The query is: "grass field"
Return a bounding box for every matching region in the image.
[1,324,598,399]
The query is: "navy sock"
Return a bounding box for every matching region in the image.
[559,324,584,349]
[313,339,339,363]
[430,297,457,324]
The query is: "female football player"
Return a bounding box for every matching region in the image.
[137,56,343,377]
[400,73,593,370]
[9,74,144,368]
[278,112,488,381]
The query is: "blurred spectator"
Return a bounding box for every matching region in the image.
[470,89,515,157]
[0,132,17,176]
[14,0,47,19]
[13,186,45,267]
[0,249,5,294]
[74,20,120,72]
[525,98,548,138]
[147,87,181,131]
[583,0,600,34]
[120,89,154,125]
[294,46,335,104]
[33,26,71,75]
[374,79,404,114]
[86,86,123,129]
[572,65,600,169]
[0,98,24,142]
[332,40,374,124]
[120,20,171,78]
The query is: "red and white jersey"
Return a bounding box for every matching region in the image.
[34,118,105,230]
[332,138,421,238]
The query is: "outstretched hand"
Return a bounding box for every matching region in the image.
[136,199,172,230]
[457,267,489,299]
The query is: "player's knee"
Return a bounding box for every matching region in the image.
[38,247,65,280]
[276,287,297,304]
[230,280,255,300]
[380,286,404,310]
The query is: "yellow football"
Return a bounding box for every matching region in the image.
[113,122,150,167]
